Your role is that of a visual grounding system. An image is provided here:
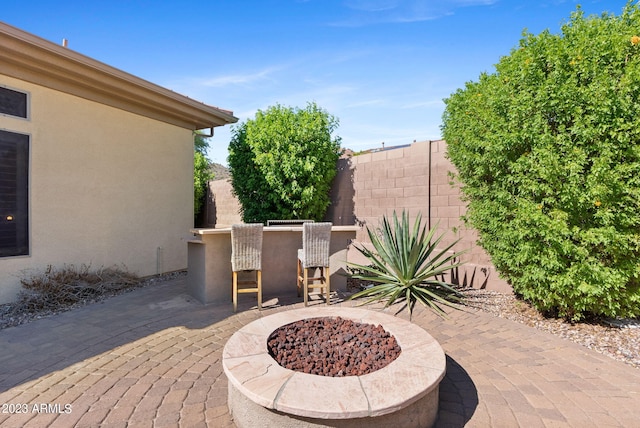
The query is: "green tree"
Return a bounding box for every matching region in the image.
[194,133,213,219]
[228,102,342,223]
[442,2,640,320]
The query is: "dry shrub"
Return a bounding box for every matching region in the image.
[14,264,140,313]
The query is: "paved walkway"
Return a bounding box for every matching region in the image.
[0,276,639,428]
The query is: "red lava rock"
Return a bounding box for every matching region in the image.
[267,316,401,377]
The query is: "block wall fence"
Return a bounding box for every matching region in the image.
[202,179,241,229]
[203,140,510,292]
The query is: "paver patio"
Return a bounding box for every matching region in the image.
[1,275,639,427]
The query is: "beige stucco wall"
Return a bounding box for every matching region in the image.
[0,75,194,303]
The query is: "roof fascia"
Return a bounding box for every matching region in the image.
[0,22,238,130]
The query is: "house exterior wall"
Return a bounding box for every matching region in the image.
[0,74,194,303]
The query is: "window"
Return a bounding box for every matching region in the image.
[0,130,29,257]
[0,86,29,119]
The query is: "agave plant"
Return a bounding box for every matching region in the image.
[347,210,467,319]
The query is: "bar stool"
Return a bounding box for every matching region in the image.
[231,223,263,312]
[297,222,332,306]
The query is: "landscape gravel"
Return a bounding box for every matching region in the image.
[463,288,640,369]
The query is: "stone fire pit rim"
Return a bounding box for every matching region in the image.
[222,307,446,420]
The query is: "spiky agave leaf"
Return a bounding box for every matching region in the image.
[348,210,468,319]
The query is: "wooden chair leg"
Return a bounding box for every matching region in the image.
[297,259,301,297]
[257,270,262,310]
[325,266,330,305]
[232,271,238,312]
[303,267,309,306]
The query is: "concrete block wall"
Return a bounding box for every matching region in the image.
[428,140,509,291]
[329,140,510,292]
[202,140,511,292]
[345,141,430,241]
[201,180,242,228]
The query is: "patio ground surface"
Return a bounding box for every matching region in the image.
[1,275,639,427]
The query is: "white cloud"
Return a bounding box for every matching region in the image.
[345,99,386,108]
[400,99,443,109]
[334,0,499,26]
[345,0,401,12]
[198,66,281,88]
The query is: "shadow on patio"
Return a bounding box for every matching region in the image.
[1,275,639,427]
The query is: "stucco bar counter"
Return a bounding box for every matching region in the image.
[187,225,359,305]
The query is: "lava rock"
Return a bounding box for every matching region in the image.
[267,316,401,377]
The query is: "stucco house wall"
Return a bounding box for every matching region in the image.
[0,22,236,303]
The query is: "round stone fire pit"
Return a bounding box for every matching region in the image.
[223,307,446,428]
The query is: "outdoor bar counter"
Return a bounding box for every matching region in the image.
[187,225,359,305]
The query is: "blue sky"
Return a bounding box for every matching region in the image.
[2,0,627,165]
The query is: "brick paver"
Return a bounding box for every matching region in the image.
[1,276,639,427]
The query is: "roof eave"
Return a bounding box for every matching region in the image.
[0,21,238,130]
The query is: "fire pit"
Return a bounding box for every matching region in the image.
[223,307,446,428]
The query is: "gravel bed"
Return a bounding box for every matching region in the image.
[463,288,640,369]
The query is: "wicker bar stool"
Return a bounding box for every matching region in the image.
[231,223,263,312]
[297,222,332,306]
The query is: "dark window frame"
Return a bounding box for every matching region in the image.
[0,85,30,120]
[0,130,30,257]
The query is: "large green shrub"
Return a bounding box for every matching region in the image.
[442,3,640,320]
[228,102,342,223]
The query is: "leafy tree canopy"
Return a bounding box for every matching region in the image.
[194,132,209,156]
[194,132,213,219]
[228,102,342,223]
[442,2,640,320]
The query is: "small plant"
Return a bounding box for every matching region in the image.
[346,264,377,292]
[347,211,467,319]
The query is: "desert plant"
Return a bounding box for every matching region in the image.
[442,2,640,321]
[347,211,467,319]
